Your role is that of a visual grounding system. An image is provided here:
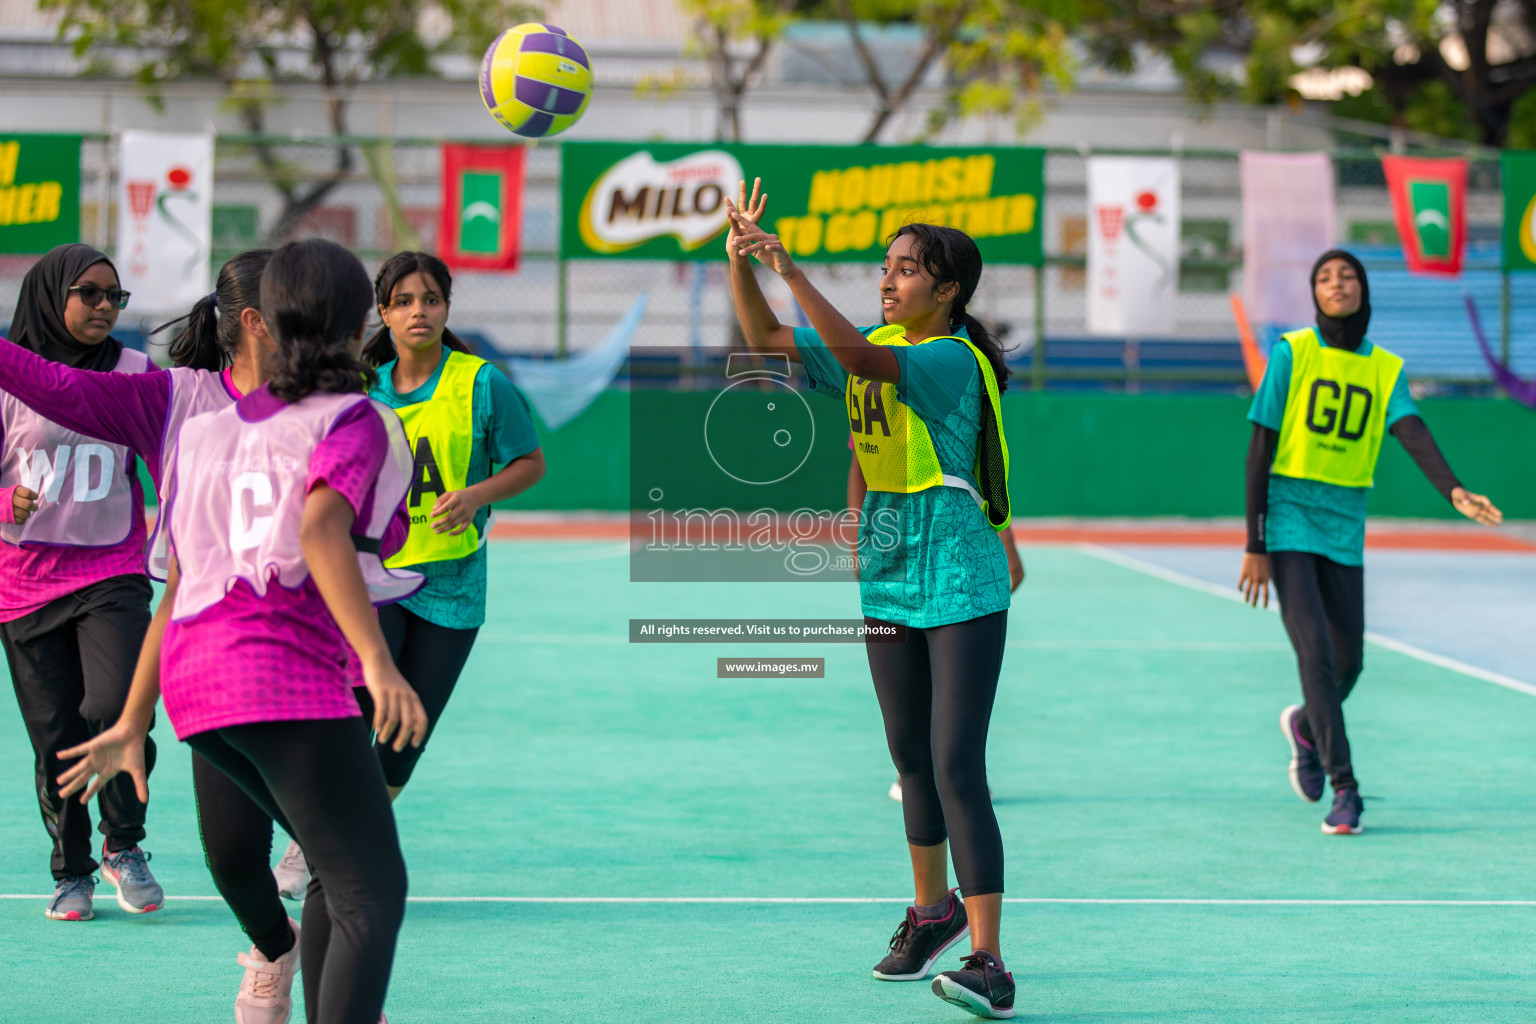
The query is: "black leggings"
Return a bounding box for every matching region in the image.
[0,574,155,879]
[1270,550,1364,793]
[355,602,479,788]
[187,718,407,1024]
[865,610,1008,898]
[192,752,293,962]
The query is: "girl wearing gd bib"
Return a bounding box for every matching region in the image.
[727,181,1016,1021]
[59,239,428,1024]
[0,244,162,922]
[1238,249,1501,835]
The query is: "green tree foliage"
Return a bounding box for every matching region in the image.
[679,0,799,142]
[46,0,536,239]
[1091,0,1536,147]
[831,0,1076,142]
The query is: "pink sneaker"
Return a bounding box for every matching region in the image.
[235,918,302,1024]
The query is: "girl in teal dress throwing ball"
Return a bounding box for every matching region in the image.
[726,179,1017,1020]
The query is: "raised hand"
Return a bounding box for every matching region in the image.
[1452,487,1503,527]
[726,206,797,279]
[725,177,767,261]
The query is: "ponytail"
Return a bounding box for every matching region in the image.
[362,250,472,367]
[163,293,221,370]
[891,223,1012,393]
[954,309,1010,394]
[262,239,377,403]
[152,248,274,371]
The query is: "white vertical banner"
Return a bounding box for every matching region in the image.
[1241,151,1335,326]
[1086,157,1180,336]
[116,131,214,313]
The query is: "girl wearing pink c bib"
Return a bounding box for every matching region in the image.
[0,244,162,922]
[59,239,429,1024]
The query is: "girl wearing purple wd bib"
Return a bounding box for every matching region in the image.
[0,243,163,922]
[58,239,429,1024]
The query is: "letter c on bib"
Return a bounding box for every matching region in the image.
[230,471,274,552]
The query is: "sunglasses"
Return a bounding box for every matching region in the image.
[67,284,131,310]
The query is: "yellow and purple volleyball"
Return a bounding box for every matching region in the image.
[479,24,593,139]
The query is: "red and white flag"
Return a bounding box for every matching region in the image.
[116,131,214,312]
[1086,157,1180,336]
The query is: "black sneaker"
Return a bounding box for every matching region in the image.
[1280,704,1325,803]
[872,890,969,981]
[932,949,1016,1019]
[1323,788,1364,835]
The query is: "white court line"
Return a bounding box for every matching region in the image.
[1,894,1533,907]
[1079,544,1536,699]
[479,634,1283,651]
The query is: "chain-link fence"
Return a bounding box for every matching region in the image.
[1,134,1529,393]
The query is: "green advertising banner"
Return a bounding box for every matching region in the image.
[561,142,1045,264]
[0,134,80,254]
[1502,150,1536,271]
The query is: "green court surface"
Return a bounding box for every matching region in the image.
[3,542,1535,1022]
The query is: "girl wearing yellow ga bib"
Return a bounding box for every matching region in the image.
[1238,249,1501,836]
[727,180,1018,1020]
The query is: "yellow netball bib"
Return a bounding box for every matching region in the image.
[1272,327,1403,488]
[387,349,486,566]
[846,324,1012,531]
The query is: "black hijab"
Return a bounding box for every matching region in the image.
[1309,248,1371,352]
[8,244,124,371]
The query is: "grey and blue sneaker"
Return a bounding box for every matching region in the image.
[101,844,163,913]
[45,875,96,921]
[932,949,1016,1019]
[1281,704,1325,803]
[1323,788,1364,835]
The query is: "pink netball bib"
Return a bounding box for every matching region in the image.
[0,347,152,548]
[168,390,421,621]
[145,367,239,581]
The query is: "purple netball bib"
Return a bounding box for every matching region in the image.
[168,390,421,621]
[146,367,239,581]
[0,347,152,548]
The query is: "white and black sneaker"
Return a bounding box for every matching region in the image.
[932,949,1016,1019]
[873,889,969,981]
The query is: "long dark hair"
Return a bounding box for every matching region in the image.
[262,239,377,402]
[360,250,472,367]
[159,249,273,370]
[890,223,1010,393]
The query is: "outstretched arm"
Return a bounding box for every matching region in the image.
[1391,415,1502,526]
[0,340,171,480]
[726,182,898,382]
[725,179,801,364]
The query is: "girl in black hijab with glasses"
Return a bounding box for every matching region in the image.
[0,243,164,921]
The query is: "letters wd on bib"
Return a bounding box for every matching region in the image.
[560,141,1046,265]
[115,131,215,312]
[1086,156,1180,336]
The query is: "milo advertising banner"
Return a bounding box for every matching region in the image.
[561,142,1045,264]
[0,134,81,254]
